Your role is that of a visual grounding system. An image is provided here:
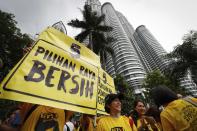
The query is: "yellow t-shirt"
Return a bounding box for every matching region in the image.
[136,117,160,131]
[137,116,160,131]
[97,116,137,131]
[21,105,65,131]
[161,99,197,131]
[137,119,153,131]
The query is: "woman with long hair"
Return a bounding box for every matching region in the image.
[130,99,159,131]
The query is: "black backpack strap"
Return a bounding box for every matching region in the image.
[23,104,38,122]
[65,123,70,131]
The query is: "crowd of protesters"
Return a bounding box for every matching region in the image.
[0,47,196,130]
[0,85,196,131]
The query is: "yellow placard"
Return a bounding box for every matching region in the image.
[97,68,116,114]
[0,27,100,115]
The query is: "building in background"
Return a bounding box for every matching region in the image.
[133,25,169,72]
[85,0,197,96]
[85,0,102,15]
[134,25,197,96]
[101,3,146,91]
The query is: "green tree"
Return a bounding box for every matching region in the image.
[0,10,33,120]
[114,74,135,115]
[165,30,197,85]
[93,35,114,69]
[0,10,33,82]
[67,5,113,51]
[143,70,188,102]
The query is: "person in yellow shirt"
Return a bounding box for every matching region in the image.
[0,102,75,131]
[20,105,66,131]
[97,93,137,131]
[130,100,160,131]
[150,85,197,131]
[77,114,94,131]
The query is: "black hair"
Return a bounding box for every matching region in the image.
[133,99,145,109]
[105,105,110,113]
[146,106,161,122]
[150,85,178,107]
[104,93,123,113]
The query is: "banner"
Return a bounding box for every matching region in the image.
[97,69,116,114]
[0,27,100,115]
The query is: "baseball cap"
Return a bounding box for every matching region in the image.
[104,93,124,113]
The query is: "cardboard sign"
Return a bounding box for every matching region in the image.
[97,69,116,114]
[0,28,100,115]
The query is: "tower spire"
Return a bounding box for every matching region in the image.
[85,0,101,15]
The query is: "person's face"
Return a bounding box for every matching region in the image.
[135,101,146,115]
[108,98,121,113]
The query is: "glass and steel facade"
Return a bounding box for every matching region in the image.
[84,0,197,96]
[134,25,197,96]
[134,25,169,72]
[101,3,146,89]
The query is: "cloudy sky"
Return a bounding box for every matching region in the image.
[0,0,196,52]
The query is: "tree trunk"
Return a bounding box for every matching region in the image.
[89,31,93,51]
[111,54,117,73]
[101,51,106,70]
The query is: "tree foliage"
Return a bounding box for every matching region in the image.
[93,35,115,69]
[68,4,114,69]
[114,74,135,115]
[143,70,188,101]
[68,5,112,48]
[0,10,33,82]
[0,10,33,119]
[165,30,197,85]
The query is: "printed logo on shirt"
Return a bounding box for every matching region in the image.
[182,104,197,131]
[182,105,196,122]
[111,127,124,131]
[35,112,59,131]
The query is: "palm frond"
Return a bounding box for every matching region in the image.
[170,60,189,78]
[75,30,90,42]
[67,19,87,29]
[95,14,105,25]
[190,65,197,85]
[104,45,114,55]
[105,37,116,44]
[183,30,197,43]
[68,4,114,52]
[83,5,93,24]
[95,25,113,32]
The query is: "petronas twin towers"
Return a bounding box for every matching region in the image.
[85,0,197,96]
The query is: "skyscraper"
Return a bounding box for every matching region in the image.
[101,3,146,90]
[84,0,197,96]
[134,25,197,96]
[134,25,169,72]
[85,0,102,15]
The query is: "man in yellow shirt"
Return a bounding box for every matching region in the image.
[150,85,197,131]
[97,93,137,131]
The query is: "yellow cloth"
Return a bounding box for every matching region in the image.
[97,115,137,131]
[137,118,161,131]
[161,99,197,131]
[137,119,153,131]
[21,106,65,131]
